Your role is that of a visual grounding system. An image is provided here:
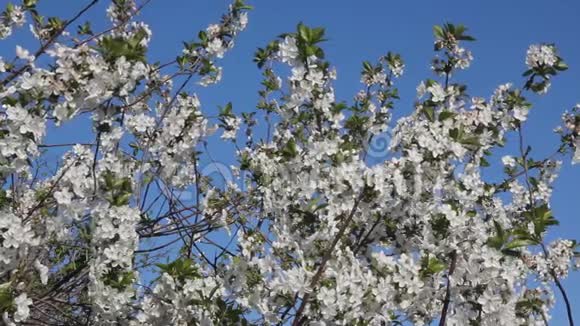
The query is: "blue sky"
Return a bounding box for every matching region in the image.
[4,0,580,323]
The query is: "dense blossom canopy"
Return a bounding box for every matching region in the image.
[0,1,578,325]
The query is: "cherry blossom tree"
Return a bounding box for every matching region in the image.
[0,1,578,325]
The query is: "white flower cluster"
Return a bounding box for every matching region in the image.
[221,115,241,140]
[89,204,141,322]
[432,24,474,74]
[196,3,248,86]
[133,271,225,325]
[526,44,558,69]
[0,4,25,39]
[0,211,38,270]
[106,0,138,24]
[4,292,32,325]
[558,106,580,164]
[0,103,45,173]
[548,239,576,278]
[147,94,212,186]
[387,57,404,77]
[452,44,474,70]
[524,44,566,95]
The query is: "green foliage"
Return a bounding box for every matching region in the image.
[219,102,234,117]
[101,171,133,206]
[239,151,251,170]
[431,213,450,240]
[448,126,481,149]
[0,189,8,210]
[97,31,148,63]
[384,52,403,70]
[419,254,446,278]
[245,265,262,288]
[523,44,568,93]
[515,296,546,318]
[0,283,14,315]
[260,68,281,92]
[345,115,370,139]
[103,268,135,291]
[487,205,559,257]
[232,0,253,11]
[214,298,249,325]
[295,23,326,62]
[433,23,476,46]
[438,111,456,122]
[253,41,279,69]
[524,204,559,237]
[23,0,38,9]
[279,138,298,160]
[77,22,93,35]
[156,257,201,283]
[47,17,64,32]
[361,60,380,76]
[422,106,435,122]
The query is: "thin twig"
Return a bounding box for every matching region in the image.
[438,251,457,326]
[291,194,364,326]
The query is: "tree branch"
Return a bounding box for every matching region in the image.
[438,250,457,326]
[291,193,363,326]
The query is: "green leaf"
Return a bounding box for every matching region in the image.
[97,35,147,63]
[103,269,135,291]
[0,282,13,313]
[487,221,507,250]
[433,25,444,39]
[114,193,131,206]
[310,27,326,43]
[23,0,37,8]
[420,255,446,278]
[458,35,476,41]
[239,151,251,170]
[449,128,460,140]
[422,106,435,122]
[504,239,537,250]
[233,0,253,10]
[219,102,234,116]
[198,30,208,42]
[480,157,490,167]
[501,248,522,257]
[280,139,298,160]
[362,61,373,74]
[522,69,534,77]
[438,111,456,121]
[156,257,201,283]
[555,60,568,71]
[297,23,309,42]
[431,214,450,240]
[459,136,481,147]
[77,21,93,35]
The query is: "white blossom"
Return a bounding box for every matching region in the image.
[13,293,32,322]
[526,44,557,69]
[428,83,446,102]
